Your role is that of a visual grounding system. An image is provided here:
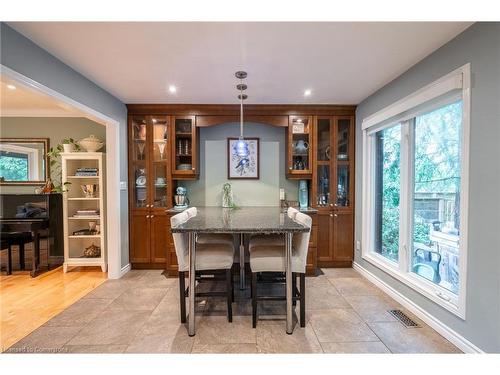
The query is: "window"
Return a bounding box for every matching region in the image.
[362,65,470,318]
[374,124,401,262]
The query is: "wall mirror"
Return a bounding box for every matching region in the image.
[0,138,49,185]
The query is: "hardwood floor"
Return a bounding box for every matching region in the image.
[0,266,107,352]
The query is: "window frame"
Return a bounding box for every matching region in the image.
[361,64,471,319]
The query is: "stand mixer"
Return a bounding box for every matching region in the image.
[174,186,190,209]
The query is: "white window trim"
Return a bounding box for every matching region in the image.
[361,64,471,319]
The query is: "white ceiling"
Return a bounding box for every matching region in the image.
[9,22,472,105]
[0,75,85,117]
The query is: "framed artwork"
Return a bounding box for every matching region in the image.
[227,137,259,179]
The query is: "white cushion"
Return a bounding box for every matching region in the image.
[249,244,304,273]
[171,209,234,272]
[185,207,197,218]
[249,211,312,274]
[287,206,299,219]
[248,208,299,247]
[197,233,235,246]
[249,234,284,247]
[178,242,235,272]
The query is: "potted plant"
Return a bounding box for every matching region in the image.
[45,139,81,193]
[61,138,80,153]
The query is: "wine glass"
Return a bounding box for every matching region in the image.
[137,142,146,160]
[157,141,166,160]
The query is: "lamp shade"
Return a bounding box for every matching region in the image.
[235,138,249,158]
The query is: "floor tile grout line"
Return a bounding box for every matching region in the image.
[334,281,394,354]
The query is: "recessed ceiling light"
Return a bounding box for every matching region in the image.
[304,89,312,97]
[168,85,177,93]
[7,84,16,90]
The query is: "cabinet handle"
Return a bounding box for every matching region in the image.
[150,215,155,218]
[330,214,333,217]
[334,214,338,217]
[146,215,150,218]
[329,203,333,207]
[192,167,195,171]
[334,203,338,207]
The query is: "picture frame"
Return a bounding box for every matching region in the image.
[227,137,259,179]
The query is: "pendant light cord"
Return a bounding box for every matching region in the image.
[239,79,244,139]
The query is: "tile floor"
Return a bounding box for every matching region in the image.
[6,268,461,354]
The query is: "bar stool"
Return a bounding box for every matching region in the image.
[249,207,299,247]
[185,207,235,246]
[249,211,312,328]
[171,210,235,323]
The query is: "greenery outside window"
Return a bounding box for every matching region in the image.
[361,65,470,318]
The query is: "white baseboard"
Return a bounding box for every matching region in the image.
[116,263,131,279]
[352,262,483,353]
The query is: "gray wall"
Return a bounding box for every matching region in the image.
[1,23,130,268]
[182,122,299,206]
[0,117,106,193]
[355,22,500,352]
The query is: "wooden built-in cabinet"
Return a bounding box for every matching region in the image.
[127,105,355,272]
[312,116,355,267]
[128,115,173,268]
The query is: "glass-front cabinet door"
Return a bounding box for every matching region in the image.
[288,116,312,177]
[315,117,332,207]
[130,115,149,210]
[334,117,354,208]
[130,115,171,210]
[172,116,198,178]
[151,116,170,208]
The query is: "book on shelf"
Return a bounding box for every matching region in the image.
[75,167,99,176]
[73,209,100,217]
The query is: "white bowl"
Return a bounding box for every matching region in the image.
[79,135,104,152]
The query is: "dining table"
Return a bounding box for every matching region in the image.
[170,206,309,336]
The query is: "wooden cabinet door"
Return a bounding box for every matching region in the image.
[287,115,313,179]
[172,116,198,179]
[316,211,333,263]
[332,211,354,262]
[150,213,168,264]
[129,211,151,263]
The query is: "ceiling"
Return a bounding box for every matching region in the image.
[0,75,86,117]
[9,22,472,105]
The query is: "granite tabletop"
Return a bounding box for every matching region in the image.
[170,206,309,234]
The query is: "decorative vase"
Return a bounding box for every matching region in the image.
[222,183,234,208]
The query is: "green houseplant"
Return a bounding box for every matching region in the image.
[45,138,81,193]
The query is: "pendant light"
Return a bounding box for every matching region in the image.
[235,71,249,158]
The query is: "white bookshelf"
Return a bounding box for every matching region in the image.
[61,152,106,273]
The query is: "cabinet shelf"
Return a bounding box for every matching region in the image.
[68,197,100,201]
[68,216,101,220]
[67,175,99,179]
[68,235,102,239]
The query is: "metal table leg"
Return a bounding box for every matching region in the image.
[188,232,196,336]
[239,233,245,290]
[285,231,293,334]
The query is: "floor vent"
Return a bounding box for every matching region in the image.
[388,309,420,328]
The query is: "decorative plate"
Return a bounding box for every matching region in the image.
[136,175,146,187]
